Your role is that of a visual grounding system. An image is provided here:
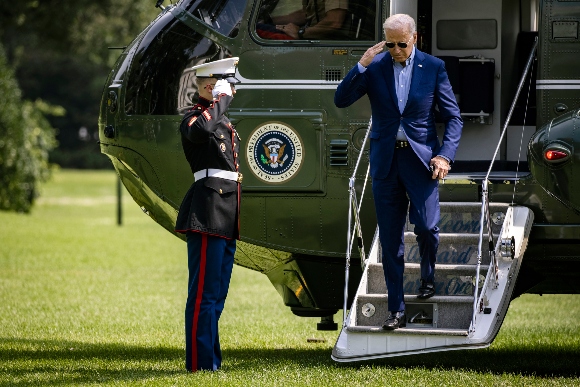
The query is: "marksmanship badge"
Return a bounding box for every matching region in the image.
[246,122,304,183]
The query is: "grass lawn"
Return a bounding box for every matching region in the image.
[0,169,579,386]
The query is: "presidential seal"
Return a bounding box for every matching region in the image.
[246,122,304,183]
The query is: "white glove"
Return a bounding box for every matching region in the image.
[212,79,232,98]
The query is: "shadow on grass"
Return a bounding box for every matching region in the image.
[0,337,184,386]
[223,345,580,378]
[358,345,580,377]
[2,337,579,384]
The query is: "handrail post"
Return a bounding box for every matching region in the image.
[342,177,355,325]
[471,180,487,332]
[342,117,372,327]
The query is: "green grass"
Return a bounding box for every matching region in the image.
[0,169,579,386]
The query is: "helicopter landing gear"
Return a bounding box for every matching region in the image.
[317,315,338,331]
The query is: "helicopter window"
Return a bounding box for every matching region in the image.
[124,12,225,115]
[184,0,246,38]
[255,0,376,41]
[436,19,497,50]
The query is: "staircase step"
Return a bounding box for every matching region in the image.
[355,294,473,329]
[399,232,493,265]
[334,205,534,361]
[346,325,469,336]
[406,202,509,235]
[367,263,487,296]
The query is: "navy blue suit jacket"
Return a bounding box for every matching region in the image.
[335,49,462,179]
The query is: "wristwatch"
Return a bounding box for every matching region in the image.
[298,27,306,39]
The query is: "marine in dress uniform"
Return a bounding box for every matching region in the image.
[175,57,242,371]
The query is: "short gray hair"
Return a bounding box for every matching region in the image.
[383,14,416,35]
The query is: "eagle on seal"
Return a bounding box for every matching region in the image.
[262,143,286,166]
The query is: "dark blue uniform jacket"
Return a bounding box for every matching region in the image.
[175,95,241,239]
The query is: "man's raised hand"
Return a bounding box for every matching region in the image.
[359,41,386,68]
[212,79,232,98]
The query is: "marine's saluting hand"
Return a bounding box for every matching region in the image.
[359,41,387,68]
[212,79,233,98]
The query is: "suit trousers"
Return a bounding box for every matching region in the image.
[185,231,235,371]
[371,146,440,312]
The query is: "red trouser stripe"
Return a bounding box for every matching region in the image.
[191,234,208,371]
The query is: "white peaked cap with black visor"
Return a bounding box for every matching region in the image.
[190,57,240,84]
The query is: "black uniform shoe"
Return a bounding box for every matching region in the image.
[382,311,406,330]
[417,280,435,299]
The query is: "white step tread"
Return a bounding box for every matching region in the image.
[346,326,469,336]
[359,294,475,303]
[369,262,490,271]
[404,232,497,239]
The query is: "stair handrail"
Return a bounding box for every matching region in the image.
[470,37,538,333]
[343,117,372,326]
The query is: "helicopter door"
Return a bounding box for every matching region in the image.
[428,0,502,163]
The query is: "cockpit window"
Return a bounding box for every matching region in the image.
[183,0,246,38]
[255,0,376,41]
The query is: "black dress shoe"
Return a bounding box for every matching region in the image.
[382,311,406,330]
[417,280,435,299]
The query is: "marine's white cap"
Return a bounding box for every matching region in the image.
[190,57,240,84]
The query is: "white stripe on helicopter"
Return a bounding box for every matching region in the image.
[234,73,580,91]
[234,69,340,90]
[536,80,580,89]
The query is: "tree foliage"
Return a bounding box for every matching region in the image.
[0,0,161,169]
[0,0,161,211]
[0,0,161,67]
[0,44,60,212]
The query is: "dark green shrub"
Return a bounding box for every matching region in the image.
[0,44,59,212]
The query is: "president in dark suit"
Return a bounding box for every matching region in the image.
[334,14,462,330]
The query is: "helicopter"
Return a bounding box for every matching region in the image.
[99,0,580,361]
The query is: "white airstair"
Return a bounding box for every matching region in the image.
[332,200,534,362]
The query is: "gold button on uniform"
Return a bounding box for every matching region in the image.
[219,188,223,194]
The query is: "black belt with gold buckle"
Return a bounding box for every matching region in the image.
[395,140,409,149]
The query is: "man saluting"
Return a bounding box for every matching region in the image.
[335,14,462,330]
[175,57,242,371]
